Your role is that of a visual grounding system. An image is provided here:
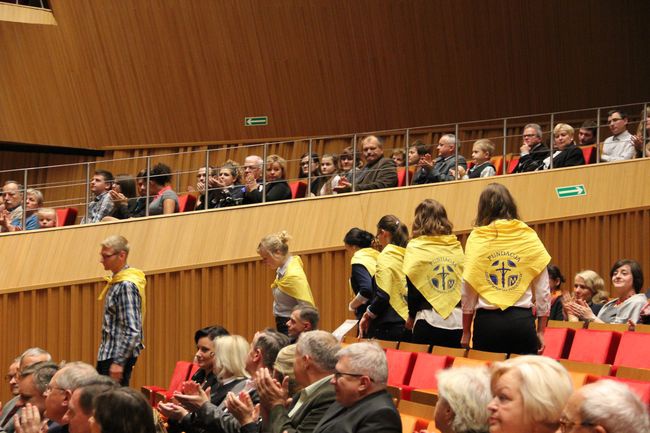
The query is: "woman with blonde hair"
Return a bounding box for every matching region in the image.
[564,270,607,321]
[243,154,292,203]
[404,199,465,347]
[258,231,315,334]
[544,123,585,169]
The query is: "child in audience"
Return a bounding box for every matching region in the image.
[453,139,496,179]
[37,207,58,228]
[312,153,341,196]
[391,149,406,167]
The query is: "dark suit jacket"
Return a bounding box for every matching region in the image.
[312,390,401,433]
[0,395,20,433]
[513,142,550,173]
[552,143,585,168]
[355,157,397,191]
[268,379,336,433]
[414,155,467,184]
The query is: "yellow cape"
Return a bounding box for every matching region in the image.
[403,235,464,319]
[99,267,147,316]
[349,247,380,298]
[375,244,408,321]
[272,256,315,306]
[463,219,550,310]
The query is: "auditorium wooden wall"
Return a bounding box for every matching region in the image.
[0,160,649,401]
[1,0,649,150]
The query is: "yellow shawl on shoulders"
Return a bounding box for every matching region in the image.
[272,256,315,306]
[375,244,408,321]
[99,267,147,315]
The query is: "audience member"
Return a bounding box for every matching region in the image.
[0,188,42,232]
[0,356,22,433]
[258,231,315,335]
[578,120,598,146]
[228,330,339,433]
[405,199,464,347]
[311,154,341,196]
[81,170,114,224]
[146,163,179,215]
[1,181,25,232]
[18,362,59,419]
[129,169,150,218]
[106,174,138,220]
[559,380,649,433]
[453,139,496,179]
[299,153,321,180]
[602,109,635,162]
[413,134,466,184]
[565,270,606,322]
[487,355,572,433]
[272,344,300,397]
[311,342,401,433]
[334,136,397,192]
[243,155,292,203]
[344,228,378,322]
[6,358,20,396]
[210,162,245,208]
[410,142,435,184]
[390,149,405,167]
[544,123,585,169]
[43,362,99,431]
[286,305,320,343]
[512,124,549,172]
[631,106,650,157]
[337,147,357,182]
[193,166,217,210]
[63,376,119,433]
[406,142,421,169]
[568,259,647,324]
[433,367,491,433]
[191,325,230,390]
[96,235,146,386]
[91,387,155,433]
[547,264,568,320]
[37,208,58,229]
[358,215,409,342]
[462,183,550,354]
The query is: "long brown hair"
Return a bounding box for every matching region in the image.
[474,183,520,226]
[377,215,409,248]
[411,199,453,237]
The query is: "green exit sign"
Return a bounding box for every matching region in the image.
[556,184,586,198]
[244,116,268,126]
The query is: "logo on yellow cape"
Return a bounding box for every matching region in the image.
[484,251,522,292]
[430,257,459,294]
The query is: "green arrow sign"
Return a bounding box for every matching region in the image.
[244,116,268,126]
[555,184,586,198]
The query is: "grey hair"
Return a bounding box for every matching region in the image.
[437,367,491,433]
[55,362,99,391]
[336,342,388,384]
[101,235,130,254]
[26,189,44,206]
[26,362,59,393]
[254,328,290,370]
[19,347,52,365]
[441,133,458,148]
[245,155,264,167]
[294,305,320,329]
[579,380,650,433]
[296,331,339,372]
[524,123,543,138]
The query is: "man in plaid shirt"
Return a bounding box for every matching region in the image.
[96,235,146,386]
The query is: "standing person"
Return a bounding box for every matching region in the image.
[358,215,409,341]
[404,199,465,347]
[258,231,315,335]
[344,228,378,321]
[462,184,551,355]
[96,235,146,386]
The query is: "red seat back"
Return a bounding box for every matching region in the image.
[397,168,408,187]
[289,181,307,199]
[580,145,597,164]
[408,353,452,389]
[542,327,575,359]
[385,349,416,387]
[614,332,650,370]
[491,156,504,175]
[164,361,195,400]
[178,194,197,212]
[507,156,520,174]
[56,207,78,226]
[568,329,621,364]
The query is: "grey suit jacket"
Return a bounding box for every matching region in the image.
[312,390,400,433]
[355,157,398,191]
[0,395,20,433]
[268,379,335,433]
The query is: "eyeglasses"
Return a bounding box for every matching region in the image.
[46,384,66,393]
[339,155,353,161]
[100,252,119,260]
[4,374,16,382]
[522,134,538,138]
[558,417,595,433]
[333,371,372,381]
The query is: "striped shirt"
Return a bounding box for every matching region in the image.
[97,278,144,364]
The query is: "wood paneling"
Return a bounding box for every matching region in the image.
[0,0,648,149]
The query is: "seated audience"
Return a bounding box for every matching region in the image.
[602,109,635,162]
[193,166,216,210]
[547,264,568,320]
[210,162,245,208]
[81,170,114,224]
[64,376,119,433]
[298,152,321,196]
[129,169,150,218]
[432,367,491,433]
[243,155,292,204]
[452,139,496,179]
[631,105,650,157]
[344,228,378,322]
[565,270,607,322]
[567,259,647,324]
[544,123,585,169]
[286,305,320,343]
[1,188,42,231]
[406,141,422,169]
[6,358,20,397]
[37,208,58,229]
[191,325,230,389]
[0,357,20,433]
[390,149,405,167]
[488,355,573,433]
[560,380,649,433]
[271,344,300,397]
[334,136,397,192]
[413,134,466,184]
[1,181,24,232]
[106,174,139,220]
[311,154,341,196]
[337,147,357,183]
[18,361,60,419]
[410,142,435,184]
[146,163,179,215]
[512,123,549,173]
[311,342,401,433]
[578,119,598,146]
[91,387,156,433]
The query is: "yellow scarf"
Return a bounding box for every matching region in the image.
[272,256,315,306]
[349,247,380,298]
[99,267,147,315]
[463,219,550,310]
[403,235,464,319]
[375,244,408,321]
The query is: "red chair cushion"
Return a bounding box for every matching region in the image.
[385,349,416,387]
[614,332,650,370]
[568,329,621,364]
[178,194,197,212]
[289,181,307,199]
[542,327,575,359]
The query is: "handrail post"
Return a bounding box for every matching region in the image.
[262,142,268,203]
[643,103,648,157]
[204,148,210,210]
[502,119,508,175]
[21,169,28,229]
[85,162,91,222]
[549,113,554,169]
[351,134,358,192]
[404,129,410,185]
[145,157,151,217]
[596,108,601,163]
[454,123,460,179]
[307,139,313,197]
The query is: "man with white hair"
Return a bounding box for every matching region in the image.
[44,362,99,432]
[414,134,467,183]
[312,342,400,433]
[560,380,650,433]
[512,123,549,173]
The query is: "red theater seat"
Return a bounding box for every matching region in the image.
[141,361,197,405]
[56,207,78,226]
[491,156,504,175]
[289,181,307,199]
[542,327,575,359]
[507,155,520,174]
[613,332,650,370]
[385,349,416,387]
[568,329,621,364]
[397,353,452,400]
[580,145,597,164]
[178,194,197,212]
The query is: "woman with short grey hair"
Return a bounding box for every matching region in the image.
[434,366,491,433]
